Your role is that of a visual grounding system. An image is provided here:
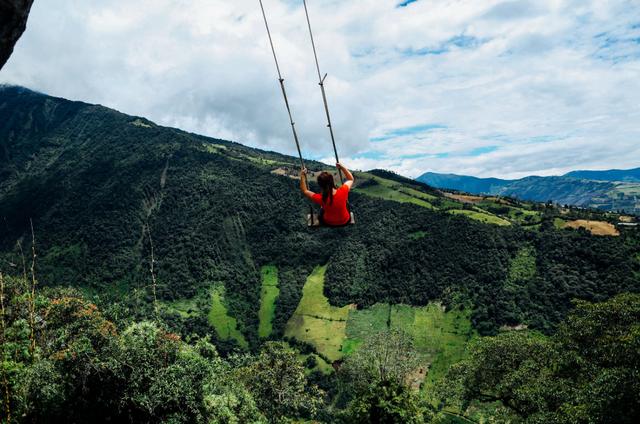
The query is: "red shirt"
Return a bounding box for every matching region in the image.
[312,185,351,225]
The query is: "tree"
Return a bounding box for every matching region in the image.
[344,380,431,424]
[204,385,266,424]
[341,329,422,393]
[441,294,640,423]
[240,341,323,421]
[440,331,553,420]
[339,329,432,423]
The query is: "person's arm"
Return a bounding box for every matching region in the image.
[337,163,354,188]
[299,168,316,200]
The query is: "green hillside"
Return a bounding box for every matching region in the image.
[1,86,639,423]
[1,86,638,343]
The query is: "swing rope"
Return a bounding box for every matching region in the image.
[258,0,306,171]
[258,0,316,224]
[259,0,353,225]
[302,0,344,184]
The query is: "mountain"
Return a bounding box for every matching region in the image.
[565,167,640,182]
[418,170,640,214]
[417,172,510,194]
[1,85,638,347]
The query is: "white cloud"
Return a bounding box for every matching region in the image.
[1,0,639,179]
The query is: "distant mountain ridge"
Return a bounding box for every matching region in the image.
[418,168,640,214]
[564,168,640,182]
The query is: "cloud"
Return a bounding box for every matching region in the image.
[1,0,639,179]
[482,0,545,21]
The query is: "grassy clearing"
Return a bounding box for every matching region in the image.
[398,186,438,201]
[410,231,428,240]
[438,198,464,210]
[345,302,474,399]
[554,218,567,229]
[411,304,475,396]
[202,143,228,153]
[615,183,640,195]
[355,174,436,209]
[286,269,475,386]
[477,200,542,225]
[165,296,200,318]
[345,303,391,354]
[390,304,416,329]
[299,353,334,376]
[565,219,620,236]
[208,287,248,348]
[507,208,541,225]
[444,193,485,204]
[448,209,511,226]
[285,266,352,361]
[357,183,434,209]
[258,265,279,338]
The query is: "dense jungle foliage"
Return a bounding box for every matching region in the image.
[1,274,637,423]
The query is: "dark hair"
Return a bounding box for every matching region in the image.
[317,172,336,205]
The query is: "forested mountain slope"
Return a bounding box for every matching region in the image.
[1,85,639,348]
[565,167,640,182]
[418,170,640,214]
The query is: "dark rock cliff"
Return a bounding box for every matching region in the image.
[0,0,34,69]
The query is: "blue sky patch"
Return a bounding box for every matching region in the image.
[401,46,448,57]
[449,35,481,48]
[397,0,419,8]
[370,123,446,142]
[468,146,498,156]
[356,150,385,160]
[401,35,485,58]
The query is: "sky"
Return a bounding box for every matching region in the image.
[1,0,639,179]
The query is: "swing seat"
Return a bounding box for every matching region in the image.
[307,212,355,227]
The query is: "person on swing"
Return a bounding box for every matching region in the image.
[300,163,354,226]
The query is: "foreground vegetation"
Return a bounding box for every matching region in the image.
[1,272,638,423]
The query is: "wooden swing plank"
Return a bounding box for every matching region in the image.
[307,212,355,227]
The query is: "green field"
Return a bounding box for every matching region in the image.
[355,174,435,209]
[284,266,352,361]
[477,199,542,225]
[354,173,546,228]
[398,186,438,201]
[554,217,568,229]
[343,303,391,354]
[357,184,434,208]
[208,287,248,348]
[298,353,334,376]
[345,303,474,396]
[448,209,511,226]
[285,266,474,398]
[258,265,279,338]
[438,198,465,210]
[164,296,200,318]
[412,304,474,396]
